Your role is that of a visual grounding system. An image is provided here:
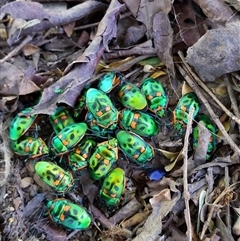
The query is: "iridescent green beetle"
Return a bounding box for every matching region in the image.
[118,83,147,110]
[99,167,125,206]
[9,107,38,141]
[193,114,217,160]
[47,199,91,230]
[97,71,121,93]
[68,139,97,171]
[88,138,118,180]
[141,78,168,117]
[10,136,49,158]
[73,87,88,119]
[85,111,117,137]
[49,106,75,134]
[119,109,158,138]
[116,130,154,164]
[35,161,74,193]
[172,92,200,133]
[86,88,118,129]
[51,123,87,155]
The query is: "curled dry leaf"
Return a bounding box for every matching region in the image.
[150,70,166,79]
[164,150,183,172]
[98,56,134,72]
[149,188,171,206]
[157,148,180,160]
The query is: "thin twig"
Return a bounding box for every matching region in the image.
[178,51,240,126]
[224,75,240,133]
[176,62,240,156]
[224,167,231,231]
[182,107,194,241]
[0,35,32,64]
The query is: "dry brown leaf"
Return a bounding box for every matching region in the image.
[63,21,76,37]
[77,30,90,47]
[174,1,206,46]
[182,82,193,95]
[132,191,180,241]
[223,0,240,11]
[150,70,166,79]
[152,12,175,79]
[22,44,40,56]
[123,0,171,38]
[193,120,212,164]
[157,148,180,160]
[13,197,22,210]
[21,176,33,189]
[149,188,171,206]
[164,150,183,172]
[216,211,235,241]
[186,23,240,82]
[194,0,238,24]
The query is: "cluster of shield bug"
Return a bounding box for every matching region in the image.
[8,71,218,231]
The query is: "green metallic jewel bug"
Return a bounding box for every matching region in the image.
[9,107,38,141]
[51,123,87,155]
[116,130,154,164]
[193,114,217,160]
[99,167,125,206]
[73,87,89,118]
[97,71,121,93]
[141,78,168,117]
[118,83,147,110]
[85,111,117,136]
[88,138,118,180]
[173,92,200,133]
[35,161,74,193]
[10,136,49,158]
[86,88,118,129]
[68,139,97,171]
[49,106,75,134]
[47,199,91,230]
[119,109,158,138]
